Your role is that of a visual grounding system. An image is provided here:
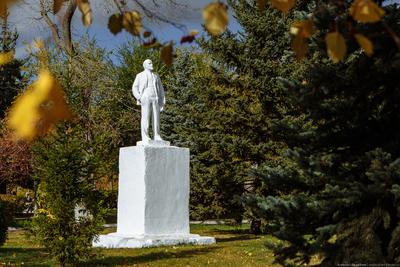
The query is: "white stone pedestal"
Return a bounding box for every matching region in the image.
[93,144,215,248]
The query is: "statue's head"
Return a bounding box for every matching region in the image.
[143,59,154,71]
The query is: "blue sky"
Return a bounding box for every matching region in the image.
[8,0,241,59]
[8,0,399,59]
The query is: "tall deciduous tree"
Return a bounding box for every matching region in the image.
[0,129,32,189]
[39,0,77,55]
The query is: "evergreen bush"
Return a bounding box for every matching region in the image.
[165,0,308,221]
[30,125,106,266]
[245,3,400,265]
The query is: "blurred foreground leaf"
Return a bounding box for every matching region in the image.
[326,32,347,63]
[270,0,295,13]
[350,0,385,23]
[7,70,72,141]
[77,0,92,27]
[160,43,174,66]
[0,51,14,65]
[203,2,229,37]
[290,20,315,59]
[354,33,374,56]
[122,11,142,36]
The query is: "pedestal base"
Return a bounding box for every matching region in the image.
[116,146,190,236]
[93,233,216,248]
[93,145,216,249]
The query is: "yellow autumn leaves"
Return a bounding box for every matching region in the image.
[265,0,385,23]
[354,34,374,56]
[0,51,14,65]
[7,70,72,141]
[350,0,385,23]
[325,32,347,63]
[0,34,70,141]
[270,0,296,13]
[77,0,92,27]
[323,0,384,62]
[203,3,229,37]
[290,20,315,60]
[284,0,385,62]
[0,47,71,141]
[323,31,374,63]
[108,11,142,36]
[0,37,70,141]
[1,0,389,141]
[53,0,92,27]
[255,0,386,62]
[0,0,389,66]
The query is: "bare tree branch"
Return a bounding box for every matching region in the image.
[36,0,193,56]
[132,0,187,33]
[39,0,78,55]
[61,0,77,54]
[39,0,64,51]
[110,0,189,33]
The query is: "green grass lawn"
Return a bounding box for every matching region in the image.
[0,224,280,267]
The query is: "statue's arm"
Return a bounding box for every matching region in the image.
[132,75,141,102]
[157,75,166,111]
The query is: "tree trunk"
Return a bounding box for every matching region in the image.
[62,0,77,55]
[40,0,77,55]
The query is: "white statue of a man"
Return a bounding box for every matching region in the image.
[132,59,166,142]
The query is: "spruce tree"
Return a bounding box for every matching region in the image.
[28,38,116,264]
[163,50,255,220]
[165,0,308,221]
[31,124,106,266]
[245,3,400,265]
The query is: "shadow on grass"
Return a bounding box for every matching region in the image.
[191,226,259,243]
[0,246,46,255]
[203,227,251,236]
[82,246,219,266]
[215,235,257,243]
[0,247,51,267]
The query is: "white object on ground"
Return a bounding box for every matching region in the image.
[94,233,215,249]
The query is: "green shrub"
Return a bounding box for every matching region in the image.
[30,125,106,266]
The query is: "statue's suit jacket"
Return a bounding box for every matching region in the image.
[132,70,165,110]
